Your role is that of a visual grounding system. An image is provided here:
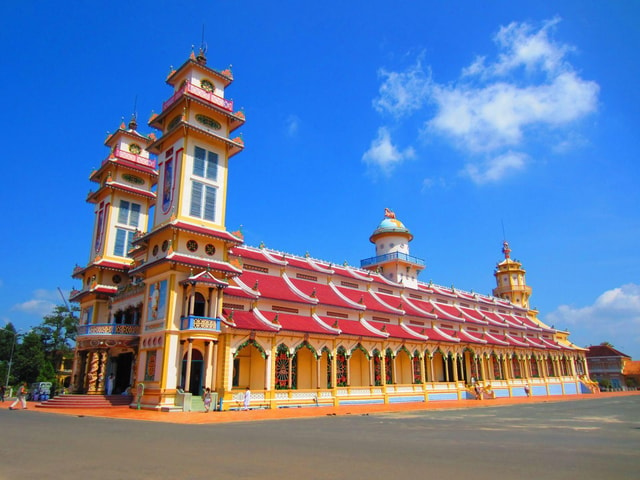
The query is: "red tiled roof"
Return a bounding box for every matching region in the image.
[367,321,417,341]
[334,286,399,314]
[459,307,489,326]
[287,278,361,310]
[321,317,386,338]
[431,302,466,322]
[586,344,631,358]
[223,309,279,332]
[258,311,336,335]
[223,285,258,299]
[235,271,314,304]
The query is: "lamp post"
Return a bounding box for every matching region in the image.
[1,327,19,389]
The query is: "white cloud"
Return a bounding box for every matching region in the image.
[12,289,59,317]
[285,114,299,136]
[368,18,599,183]
[462,151,528,184]
[544,284,640,357]
[373,58,432,117]
[362,127,415,174]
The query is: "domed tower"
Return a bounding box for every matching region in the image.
[492,241,532,308]
[360,208,425,288]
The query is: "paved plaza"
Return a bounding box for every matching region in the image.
[0,394,638,479]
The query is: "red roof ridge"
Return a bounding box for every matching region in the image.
[369,290,405,314]
[432,325,460,343]
[282,273,319,304]
[329,282,366,310]
[360,319,390,338]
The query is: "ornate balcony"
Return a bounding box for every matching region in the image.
[77,323,141,336]
[163,82,233,112]
[180,315,221,332]
[112,148,157,169]
[360,252,426,268]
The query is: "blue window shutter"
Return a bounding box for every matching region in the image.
[125,230,135,255]
[204,186,216,221]
[194,147,206,177]
[206,151,218,181]
[114,229,126,256]
[190,181,203,217]
[129,203,141,227]
[118,201,130,224]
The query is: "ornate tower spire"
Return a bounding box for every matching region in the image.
[493,241,532,309]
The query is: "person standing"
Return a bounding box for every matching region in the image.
[106,374,115,395]
[9,382,27,410]
[0,385,5,402]
[243,386,251,410]
[203,388,212,413]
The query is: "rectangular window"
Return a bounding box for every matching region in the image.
[193,146,218,181]
[189,181,217,222]
[113,228,135,257]
[117,200,141,227]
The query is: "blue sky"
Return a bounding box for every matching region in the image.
[1,1,639,358]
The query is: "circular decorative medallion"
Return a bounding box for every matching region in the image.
[161,240,169,252]
[200,79,214,92]
[186,240,198,252]
[152,245,159,256]
[112,274,122,284]
[195,114,221,130]
[205,244,216,256]
[129,143,141,154]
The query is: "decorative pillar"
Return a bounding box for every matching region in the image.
[444,355,450,382]
[316,354,322,389]
[212,341,219,389]
[429,355,435,383]
[391,354,397,385]
[288,353,293,389]
[419,355,426,384]
[264,351,272,391]
[480,355,487,381]
[381,353,387,385]
[205,341,213,388]
[184,339,193,392]
[189,284,196,315]
[452,354,459,383]
[346,353,351,386]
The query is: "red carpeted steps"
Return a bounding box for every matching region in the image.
[36,394,133,409]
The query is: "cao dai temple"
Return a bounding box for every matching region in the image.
[69,50,594,410]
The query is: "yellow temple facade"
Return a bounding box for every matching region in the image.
[70,50,593,411]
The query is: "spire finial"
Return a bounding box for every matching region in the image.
[502,240,511,260]
[196,25,207,65]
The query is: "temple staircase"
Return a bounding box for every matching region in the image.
[35,394,133,409]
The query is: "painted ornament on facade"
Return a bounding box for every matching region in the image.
[147,280,167,323]
[162,149,175,214]
[94,204,106,253]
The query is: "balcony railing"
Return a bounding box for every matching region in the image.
[77,323,140,336]
[113,148,157,168]
[360,252,426,268]
[163,82,233,112]
[180,315,221,332]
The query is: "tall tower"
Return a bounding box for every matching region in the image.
[71,116,157,393]
[125,48,246,404]
[71,116,157,323]
[492,241,532,308]
[360,208,425,288]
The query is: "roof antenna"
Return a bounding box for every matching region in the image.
[196,25,207,65]
[501,219,510,259]
[128,95,138,130]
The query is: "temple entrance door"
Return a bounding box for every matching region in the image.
[115,353,133,394]
[181,349,204,395]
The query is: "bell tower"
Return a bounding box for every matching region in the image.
[492,241,532,309]
[71,115,157,324]
[360,208,425,288]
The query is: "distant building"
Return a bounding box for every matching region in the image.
[586,344,633,389]
[69,50,591,410]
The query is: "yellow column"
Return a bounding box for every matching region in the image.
[212,341,219,389]
[184,339,193,392]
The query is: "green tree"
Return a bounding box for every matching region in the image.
[13,331,46,385]
[32,304,77,374]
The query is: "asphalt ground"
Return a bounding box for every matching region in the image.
[0,393,638,480]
